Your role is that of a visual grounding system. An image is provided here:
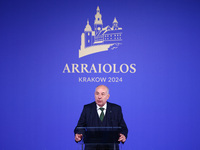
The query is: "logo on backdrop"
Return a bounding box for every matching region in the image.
[79,6,122,58]
[63,6,136,83]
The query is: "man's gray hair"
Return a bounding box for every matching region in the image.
[95,85,109,94]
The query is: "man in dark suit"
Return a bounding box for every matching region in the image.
[74,85,128,150]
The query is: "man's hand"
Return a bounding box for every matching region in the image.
[118,133,126,143]
[75,134,83,142]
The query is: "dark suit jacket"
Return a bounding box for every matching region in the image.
[74,101,128,138]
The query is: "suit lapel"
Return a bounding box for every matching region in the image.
[90,102,113,126]
[91,102,101,126]
[101,102,112,126]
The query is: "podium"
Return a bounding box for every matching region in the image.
[76,127,122,150]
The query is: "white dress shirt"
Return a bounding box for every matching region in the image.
[96,102,107,117]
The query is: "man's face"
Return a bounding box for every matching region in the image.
[95,86,110,107]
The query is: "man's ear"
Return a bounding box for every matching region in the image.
[107,94,110,99]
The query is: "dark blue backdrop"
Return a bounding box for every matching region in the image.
[1,0,200,150]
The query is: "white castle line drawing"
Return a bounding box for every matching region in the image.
[79,6,123,58]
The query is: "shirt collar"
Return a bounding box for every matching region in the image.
[96,102,107,110]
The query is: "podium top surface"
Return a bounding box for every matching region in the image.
[76,127,121,144]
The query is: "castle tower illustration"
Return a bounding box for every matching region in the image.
[84,20,93,47]
[94,6,103,34]
[79,6,123,58]
[112,17,119,30]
